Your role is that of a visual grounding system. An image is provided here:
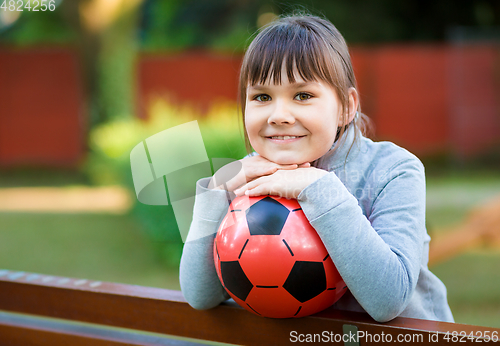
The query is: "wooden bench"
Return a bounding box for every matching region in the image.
[0,270,499,345]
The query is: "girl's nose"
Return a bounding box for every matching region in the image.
[267,101,295,125]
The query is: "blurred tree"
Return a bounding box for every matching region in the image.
[138,0,500,48]
[0,0,144,129]
[139,0,261,52]
[288,0,500,43]
[61,0,144,128]
[0,3,75,43]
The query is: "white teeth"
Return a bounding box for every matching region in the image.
[270,136,299,140]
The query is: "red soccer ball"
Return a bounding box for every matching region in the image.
[213,195,346,318]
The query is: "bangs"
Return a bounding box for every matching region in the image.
[243,22,339,88]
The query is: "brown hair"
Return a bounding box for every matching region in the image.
[238,14,371,153]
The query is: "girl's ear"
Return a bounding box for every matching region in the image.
[346,87,359,124]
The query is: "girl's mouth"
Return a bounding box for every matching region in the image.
[266,135,305,143]
[268,135,302,140]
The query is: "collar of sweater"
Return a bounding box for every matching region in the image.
[312,125,362,172]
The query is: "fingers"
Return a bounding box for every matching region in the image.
[275,163,300,170]
[241,184,270,197]
[230,157,295,189]
[210,155,312,193]
[234,172,290,198]
[235,179,301,200]
[209,157,277,191]
[209,160,243,190]
[234,177,270,197]
[234,166,325,199]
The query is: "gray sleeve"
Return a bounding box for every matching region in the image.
[298,159,425,322]
[179,177,231,309]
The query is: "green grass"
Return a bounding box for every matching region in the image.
[425,171,500,328]
[0,212,180,290]
[426,173,500,234]
[0,168,90,188]
[431,250,500,328]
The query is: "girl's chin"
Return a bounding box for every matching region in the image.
[264,153,312,165]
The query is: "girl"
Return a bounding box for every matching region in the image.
[179,13,454,323]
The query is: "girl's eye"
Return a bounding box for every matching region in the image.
[295,92,312,101]
[255,94,271,102]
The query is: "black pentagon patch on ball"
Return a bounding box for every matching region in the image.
[246,197,290,236]
[283,261,326,303]
[220,261,254,301]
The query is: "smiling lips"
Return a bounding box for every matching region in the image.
[266,135,305,143]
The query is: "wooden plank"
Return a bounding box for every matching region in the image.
[0,323,137,346]
[0,270,499,345]
[0,311,202,346]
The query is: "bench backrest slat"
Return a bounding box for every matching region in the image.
[0,271,498,345]
[0,311,202,346]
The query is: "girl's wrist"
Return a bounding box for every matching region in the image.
[207,177,225,191]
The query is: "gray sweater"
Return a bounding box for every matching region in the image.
[179,127,454,323]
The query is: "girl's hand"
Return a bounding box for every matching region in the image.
[234,166,328,199]
[208,155,310,192]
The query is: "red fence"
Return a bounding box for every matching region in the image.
[138,50,242,116]
[1,44,499,168]
[355,44,500,158]
[0,47,85,168]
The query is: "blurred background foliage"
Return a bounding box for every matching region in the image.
[140,0,500,50]
[3,0,500,47]
[1,0,500,327]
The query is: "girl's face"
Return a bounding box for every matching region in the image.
[245,72,354,165]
